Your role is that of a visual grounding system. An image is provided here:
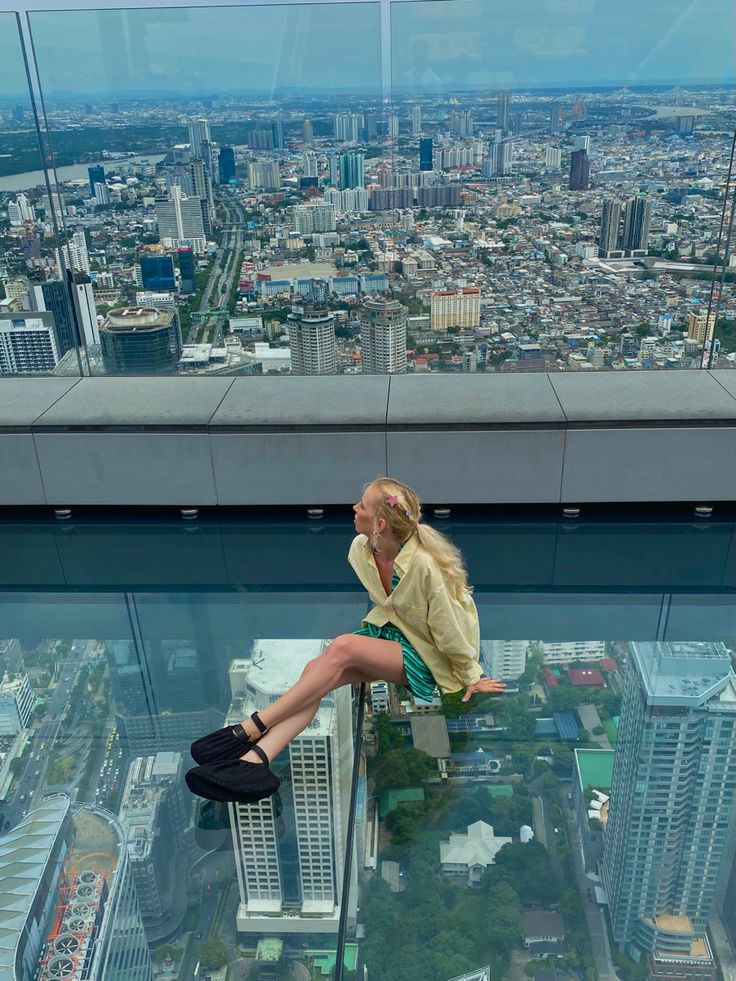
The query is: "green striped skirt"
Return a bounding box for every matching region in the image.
[354,623,438,702]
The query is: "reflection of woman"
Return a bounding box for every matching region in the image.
[186,478,505,804]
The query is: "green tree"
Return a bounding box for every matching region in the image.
[196,937,229,970]
[493,840,561,906]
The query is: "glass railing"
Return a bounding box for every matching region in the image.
[1,0,734,378]
[1,509,735,979]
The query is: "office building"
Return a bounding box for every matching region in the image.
[419,137,433,172]
[218,145,236,184]
[339,152,365,190]
[155,186,206,254]
[687,310,717,346]
[545,147,562,169]
[549,102,561,134]
[271,119,284,150]
[480,640,528,682]
[177,247,196,293]
[497,90,510,130]
[0,795,153,981]
[67,271,100,348]
[412,105,422,134]
[0,311,59,374]
[360,297,408,374]
[247,160,280,192]
[8,193,35,225]
[118,752,189,925]
[31,275,91,357]
[190,157,214,230]
[0,672,34,734]
[140,255,176,293]
[228,640,357,935]
[100,307,181,375]
[87,164,106,195]
[287,303,337,375]
[0,638,23,675]
[621,195,652,255]
[303,119,314,145]
[431,288,481,331]
[599,199,623,258]
[569,149,590,190]
[187,116,211,161]
[602,642,736,958]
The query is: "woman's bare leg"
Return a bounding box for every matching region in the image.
[238,635,407,750]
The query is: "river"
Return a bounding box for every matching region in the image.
[0,154,167,193]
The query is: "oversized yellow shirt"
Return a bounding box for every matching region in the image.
[347,531,483,694]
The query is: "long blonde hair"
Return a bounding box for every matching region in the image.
[365,477,472,594]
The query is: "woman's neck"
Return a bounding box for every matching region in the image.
[374,536,401,562]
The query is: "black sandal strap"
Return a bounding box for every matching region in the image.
[250,742,270,766]
[250,711,268,735]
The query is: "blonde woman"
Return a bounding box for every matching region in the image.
[186,478,506,804]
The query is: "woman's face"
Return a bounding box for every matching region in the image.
[353,487,383,537]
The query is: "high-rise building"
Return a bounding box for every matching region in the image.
[0,672,35,734]
[303,119,314,145]
[677,115,695,136]
[247,161,281,192]
[483,131,513,177]
[388,114,400,138]
[549,102,561,135]
[602,642,736,958]
[0,311,59,374]
[334,113,361,143]
[31,276,89,357]
[5,795,154,981]
[155,186,206,254]
[190,157,214,233]
[419,137,433,172]
[301,151,318,178]
[294,202,336,235]
[412,105,422,135]
[228,640,357,935]
[247,128,274,150]
[287,302,337,374]
[88,164,106,195]
[599,199,623,258]
[480,641,529,682]
[339,152,365,190]
[430,288,481,331]
[100,307,181,374]
[497,90,510,130]
[58,230,90,276]
[218,146,236,184]
[177,247,196,294]
[687,311,717,346]
[573,134,591,152]
[545,147,562,169]
[93,181,111,206]
[271,119,284,150]
[449,110,473,136]
[140,255,176,293]
[8,193,35,225]
[187,116,211,160]
[360,297,408,374]
[621,195,652,255]
[569,149,590,190]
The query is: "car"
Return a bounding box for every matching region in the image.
[20,795,25,802]
[34,770,40,777]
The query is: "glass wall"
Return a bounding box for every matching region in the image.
[0,0,732,377]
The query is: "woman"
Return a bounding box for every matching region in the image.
[185,478,506,804]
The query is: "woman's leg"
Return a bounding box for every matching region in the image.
[239,634,407,739]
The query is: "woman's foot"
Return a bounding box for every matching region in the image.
[190,711,268,766]
[185,744,280,804]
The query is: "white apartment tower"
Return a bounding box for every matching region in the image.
[360,297,408,374]
[228,640,357,935]
[480,641,529,682]
[8,194,35,225]
[155,185,206,254]
[411,105,422,135]
[0,312,59,375]
[58,230,90,275]
[287,302,337,374]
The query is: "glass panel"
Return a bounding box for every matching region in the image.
[390,0,736,373]
[0,12,81,377]
[27,3,382,378]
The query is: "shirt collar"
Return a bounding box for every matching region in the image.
[363,530,420,575]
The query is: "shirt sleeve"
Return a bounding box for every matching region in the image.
[426,584,483,687]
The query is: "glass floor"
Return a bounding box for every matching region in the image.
[0,509,734,980]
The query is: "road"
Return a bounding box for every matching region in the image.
[187,195,245,346]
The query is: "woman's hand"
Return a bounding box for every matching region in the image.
[462,677,507,701]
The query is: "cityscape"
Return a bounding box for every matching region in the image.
[1,84,735,377]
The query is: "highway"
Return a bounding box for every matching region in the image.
[187,195,245,347]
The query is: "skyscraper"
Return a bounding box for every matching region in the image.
[621,196,652,255]
[599,199,623,258]
[339,152,365,190]
[177,247,196,294]
[140,255,176,292]
[412,105,422,135]
[100,307,181,374]
[31,275,90,357]
[497,90,510,131]
[569,149,590,190]
[573,134,591,152]
[0,312,59,374]
[218,146,236,184]
[303,119,314,145]
[602,642,736,958]
[155,186,207,253]
[8,193,35,225]
[545,147,562,169]
[334,113,361,143]
[187,116,211,160]
[360,297,408,374]
[287,303,337,374]
[58,230,90,276]
[549,103,561,135]
[483,131,512,177]
[301,151,318,178]
[88,164,106,195]
[419,137,433,172]
[247,161,281,192]
[228,640,357,935]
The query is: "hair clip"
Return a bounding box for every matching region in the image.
[387,495,398,508]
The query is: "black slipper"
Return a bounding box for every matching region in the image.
[190,710,268,765]
[185,743,279,804]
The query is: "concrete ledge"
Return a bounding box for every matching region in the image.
[2,373,736,506]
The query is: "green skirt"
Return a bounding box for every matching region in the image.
[354,623,438,702]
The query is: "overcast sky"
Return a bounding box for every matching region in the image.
[1,0,734,101]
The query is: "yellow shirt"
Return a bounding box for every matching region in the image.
[347,531,483,694]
